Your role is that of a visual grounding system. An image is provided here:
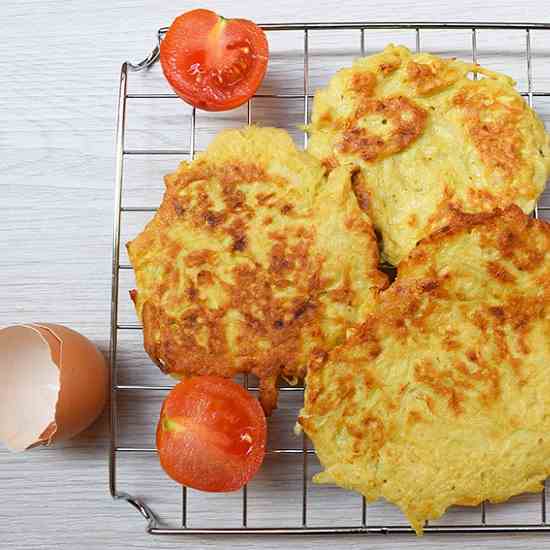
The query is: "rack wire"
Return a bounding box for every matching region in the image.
[110,21,550,536]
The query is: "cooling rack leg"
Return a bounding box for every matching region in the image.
[109,62,128,499]
[125,494,158,532]
[127,41,160,71]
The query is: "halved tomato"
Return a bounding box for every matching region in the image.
[160,9,269,111]
[156,376,267,492]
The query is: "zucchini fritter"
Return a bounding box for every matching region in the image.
[308,45,550,264]
[299,205,550,534]
[127,127,387,414]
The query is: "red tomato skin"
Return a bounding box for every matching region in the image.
[156,376,267,492]
[159,9,269,112]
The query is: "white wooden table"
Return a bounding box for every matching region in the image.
[2,1,550,549]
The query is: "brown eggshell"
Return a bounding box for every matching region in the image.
[0,323,107,452]
[0,325,60,451]
[32,323,108,444]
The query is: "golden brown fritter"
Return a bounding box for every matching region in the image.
[308,44,550,264]
[299,205,550,534]
[127,126,387,414]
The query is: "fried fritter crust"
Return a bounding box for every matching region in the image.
[308,45,550,264]
[127,126,387,414]
[299,205,550,533]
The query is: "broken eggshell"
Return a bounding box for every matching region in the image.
[0,323,107,452]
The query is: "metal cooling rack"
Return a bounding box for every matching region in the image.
[110,20,550,536]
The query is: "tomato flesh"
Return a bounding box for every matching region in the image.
[160,9,269,111]
[156,376,267,492]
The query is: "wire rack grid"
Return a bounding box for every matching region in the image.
[110,21,550,536]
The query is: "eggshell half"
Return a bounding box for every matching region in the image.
[0,325,60,451]
[0,324,108,452]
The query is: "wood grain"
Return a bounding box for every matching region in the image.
[1,1,550,549]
